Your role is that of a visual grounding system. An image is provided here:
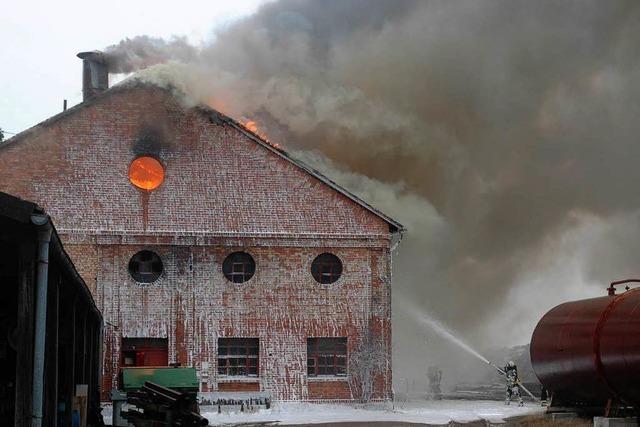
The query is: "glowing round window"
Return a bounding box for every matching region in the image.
[128,156,164,190]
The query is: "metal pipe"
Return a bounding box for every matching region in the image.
[30,213,52,427]
[607,278,640,296]
[77,51,108,102]
[387,230,403,401]
[390,230,404,253]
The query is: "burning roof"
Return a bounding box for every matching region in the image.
[1,78,404,234]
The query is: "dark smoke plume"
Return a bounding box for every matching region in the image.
[106,0,640,384]
[105,36,198,73]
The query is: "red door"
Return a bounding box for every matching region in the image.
[139,349,168,366]
[122,338,168,367]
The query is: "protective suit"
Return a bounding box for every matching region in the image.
[503,361,523,406]
[427,366,443,400]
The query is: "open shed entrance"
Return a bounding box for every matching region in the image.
[121,338,168,367]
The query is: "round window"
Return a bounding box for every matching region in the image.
[128,250,163,283]
[311,253,343,284]
[222,252,256,283]
[128,156,165,190]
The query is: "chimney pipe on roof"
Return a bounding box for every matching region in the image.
[77,51,108,102]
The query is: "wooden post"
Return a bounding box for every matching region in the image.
[43,270,60,426]
[58,287,75,426]
[14,239,36,426]
[68,297,76,426]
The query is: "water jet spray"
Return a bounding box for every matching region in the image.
[406,303,538,401]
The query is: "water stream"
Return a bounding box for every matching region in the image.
[404,303,539,400]
[404,304,491,365]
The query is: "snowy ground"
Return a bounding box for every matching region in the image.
[201,400,544,426]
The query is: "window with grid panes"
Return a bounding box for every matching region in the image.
[222,252,256,283]
[307,337,347,377]
[217,338,259,377]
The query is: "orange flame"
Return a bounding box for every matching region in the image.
[243,120,259,133]
[205,98,282,150]
[240,119,281,149]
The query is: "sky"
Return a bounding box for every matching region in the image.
[0,0,268,136]
[3,0,640,386]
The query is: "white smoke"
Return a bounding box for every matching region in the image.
[105,0,640,385]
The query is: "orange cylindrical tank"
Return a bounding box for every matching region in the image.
[530,280,640,408]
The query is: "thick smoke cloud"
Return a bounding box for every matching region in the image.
[105,1,640,384]
[105,36,198,73]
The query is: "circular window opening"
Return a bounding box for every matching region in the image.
[311,253,343,284]
[222,252,256,283]
[128,250,163,283]
[128,156,165,190]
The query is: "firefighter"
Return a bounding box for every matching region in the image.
[427,366,443,400]
[503,361,524,406]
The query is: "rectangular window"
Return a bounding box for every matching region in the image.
[217,338,259,377]
[307,337,347,377]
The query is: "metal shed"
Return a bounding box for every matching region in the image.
[0,191,103,426]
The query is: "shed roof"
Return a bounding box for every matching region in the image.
[0,191,101,318]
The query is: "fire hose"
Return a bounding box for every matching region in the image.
[488,361,539,401]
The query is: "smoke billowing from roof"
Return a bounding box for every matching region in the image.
[105,36,198,73]
[105,0,640,382]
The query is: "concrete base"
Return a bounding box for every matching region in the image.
[549,412,578,421]
[213,404,268,414]
[594,417,639,427]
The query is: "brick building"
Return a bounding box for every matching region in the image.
[0,52,403,401]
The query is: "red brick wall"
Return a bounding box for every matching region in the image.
[218,382,260,392]
[307,380,351,400]
[0,86,390,238]
[64,244,99,293]
[0,85,395,401]
[93,243,390,401]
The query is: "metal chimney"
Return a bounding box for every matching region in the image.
[77,51,108,102]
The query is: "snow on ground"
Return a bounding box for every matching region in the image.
[202,400,545,426]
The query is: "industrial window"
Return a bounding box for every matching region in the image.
[311,253,343,284]
[222,252,256,283]
[128,250,163,283]
[307,337,347,377]
[128,156,165,190]
[217,338,259,377]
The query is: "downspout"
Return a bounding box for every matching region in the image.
[388,229,403,405]
[30,213,52,427]
[390,230,404,253]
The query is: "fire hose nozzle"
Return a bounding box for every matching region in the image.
[488,361,505,375]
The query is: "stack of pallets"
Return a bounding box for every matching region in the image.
[122,382,208,426]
